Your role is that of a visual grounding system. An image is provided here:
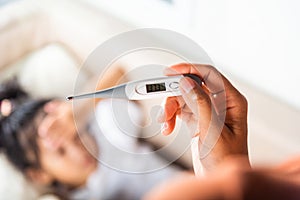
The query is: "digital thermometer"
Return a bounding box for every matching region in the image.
[67,74,202,101]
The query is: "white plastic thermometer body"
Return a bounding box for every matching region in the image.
[125,75,182,100]
[67,74,202,101]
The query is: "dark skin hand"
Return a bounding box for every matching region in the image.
[157,63,249,172]
[147,64,300,200]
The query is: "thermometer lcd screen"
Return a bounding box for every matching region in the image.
[146,83,166,93]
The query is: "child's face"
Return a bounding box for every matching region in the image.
[36,101,98,187]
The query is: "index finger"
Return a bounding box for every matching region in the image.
[164,63,242,98]
[165,63,226,116]
[164,63,223,94]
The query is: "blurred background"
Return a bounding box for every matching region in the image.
[0,0,299,199]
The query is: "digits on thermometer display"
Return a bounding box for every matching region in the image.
[146,83,166,93]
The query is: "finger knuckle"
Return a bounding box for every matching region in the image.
[239,94,248,107]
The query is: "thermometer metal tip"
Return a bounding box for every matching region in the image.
[66,96,73,101]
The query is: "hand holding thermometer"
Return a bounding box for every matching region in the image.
[66,74,202,101]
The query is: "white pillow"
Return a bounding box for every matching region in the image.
[0,154,38,199]
[17,43,87,98]
[0,43,88,98]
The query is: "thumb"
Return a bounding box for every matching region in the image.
[179,77,214,135]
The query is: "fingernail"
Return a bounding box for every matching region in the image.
[156,108,165,123]
[180,78,196,93]
[161,122,168,135]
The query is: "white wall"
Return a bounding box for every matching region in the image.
[192,0,300,110]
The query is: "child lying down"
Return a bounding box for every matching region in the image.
[0,79,181,200]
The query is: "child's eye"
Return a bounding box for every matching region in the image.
[57,147,66,156]
[73,134,80,143]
